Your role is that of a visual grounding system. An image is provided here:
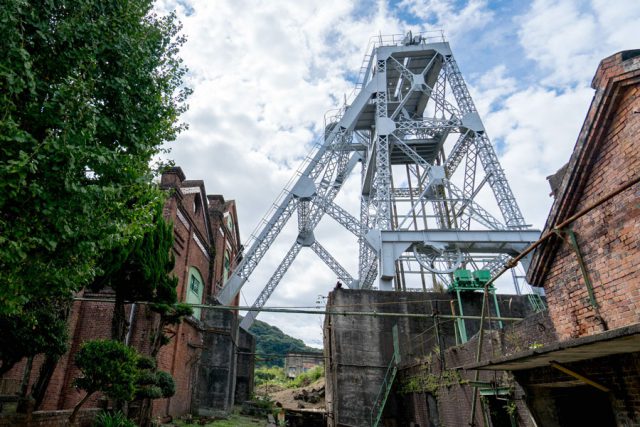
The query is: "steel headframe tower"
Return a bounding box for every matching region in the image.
[217,31,540,330]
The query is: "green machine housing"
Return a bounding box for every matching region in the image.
[450,268,493,290]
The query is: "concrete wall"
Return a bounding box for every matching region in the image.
[194,303,238,415]
[284,352,323,378]
[324,288,533,427]
[235,328,256,404]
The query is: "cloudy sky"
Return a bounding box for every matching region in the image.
[156,0,640,347]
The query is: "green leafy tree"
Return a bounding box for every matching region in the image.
[91,200,193,350]
[148,302,193,358]
[133,356,175,401]
[0,298,68,376]
[249,319,319,367]
[0,0,190,316]
[69,340,139,423]
[133,356,176,426]
[92,203,179,342]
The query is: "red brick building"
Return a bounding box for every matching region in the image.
[0,167,252,422]
[468,50,640,426]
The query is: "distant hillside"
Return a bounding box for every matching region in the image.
[248,319,321,367]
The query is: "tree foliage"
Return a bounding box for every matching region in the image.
[91,197,193,348]
[92,202,180,341]
[0,297,69,376]
[70,340,177,424]
[0,0,190,315]
[134,356,175,400]
[70,340,139,422]
[131,355,176,426]
[249,319,320,367]
[74,340,139,400]
[254,366,287,386]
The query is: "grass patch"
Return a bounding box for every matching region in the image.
[169,407,264,427]
[255,365,324,390]
[289,365,323,388]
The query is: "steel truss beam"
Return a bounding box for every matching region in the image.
[239,243,302,329]
[370,230,539,281]
[221,35,538,328]
[311,241,355,286]
[313,196,362,237]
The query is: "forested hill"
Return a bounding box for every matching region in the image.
[248,319,321,367]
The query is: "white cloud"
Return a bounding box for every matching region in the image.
[471,65,518,115]
[398,0,494,38]
[482,85,593,227]
[518,0,640,86]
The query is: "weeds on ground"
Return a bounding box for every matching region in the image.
[254,365,324,390]
[169,407,263,426]
[92,411,136,427]
[288,366,323,388]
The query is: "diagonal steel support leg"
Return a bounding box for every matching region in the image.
[239,243,303,330]
[310,241,354,286]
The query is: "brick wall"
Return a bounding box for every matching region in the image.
[0,408,100,427]
[511,50,640,427]
[529,51,640,341]
[402,333,536,427]
[394,310,556,427]
[1,291,114,412]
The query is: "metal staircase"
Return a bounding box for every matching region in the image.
[371,325,401,427]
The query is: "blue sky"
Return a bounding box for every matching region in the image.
[155,0,640,346]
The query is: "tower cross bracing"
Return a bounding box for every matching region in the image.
[215,32,540,330]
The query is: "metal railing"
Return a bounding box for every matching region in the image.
[370,325,401,427]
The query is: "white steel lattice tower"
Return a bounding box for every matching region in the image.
[217,32,540,329]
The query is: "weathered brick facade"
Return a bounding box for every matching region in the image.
[464,50,640,427]
[1,167,252,422]
[528,50,640,339]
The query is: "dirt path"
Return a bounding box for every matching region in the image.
[258,378,326,411]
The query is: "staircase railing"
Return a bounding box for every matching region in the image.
[370,325,401,427]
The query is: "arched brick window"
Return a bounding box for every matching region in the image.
[223,250,231,282]
[187,266,204,319]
